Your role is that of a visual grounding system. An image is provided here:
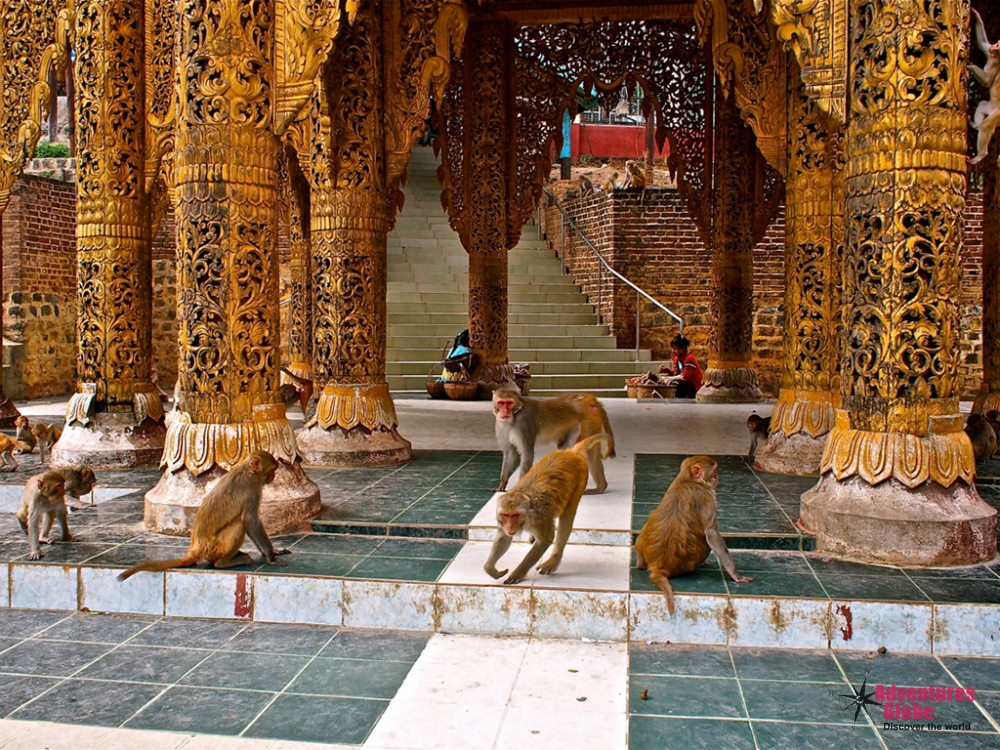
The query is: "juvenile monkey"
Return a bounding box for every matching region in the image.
[31,423,62,463]
[484,433,611,585]
[969,8,1000,165]
[965,412,997,463]
[13,416,37,454]
[746,413,771,462]
[622,160,648,203]
[15,470,71,560]
[492,388,615,493]
[0,434,33,472]
[601,172,619,192]
[117,450,291,581]
[57,467,98,510]
[578,174,594,197]
[634,456,752,615]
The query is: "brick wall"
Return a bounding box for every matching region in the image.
[541,183,986,399]
[2,172,78,398]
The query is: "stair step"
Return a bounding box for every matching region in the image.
[386,360,659,376]
[387,335,617,349]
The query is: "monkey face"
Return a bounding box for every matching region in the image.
[494,398,518,421]
[499,510,523,537]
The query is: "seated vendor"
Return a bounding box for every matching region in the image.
[658,334,704,399]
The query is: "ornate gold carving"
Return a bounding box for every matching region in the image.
[771,389,838,439]
[174,0,282,429]
[821,410,975,488]
[75,0,156,416]
[65,383,98,426]
[974,157,1000,414]
[0,0,71,213]
[161,406,300,475]
[308,384,399,431]
[133,383,165,424]
[384,0,467,219]
[144,0,175,192]
[695,0,787,174]
[772,60,845,438]
[273,0,347,134]
[281,148,312,371]
[771,0,848,123]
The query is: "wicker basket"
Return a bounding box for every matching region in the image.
[426,365,447,399]
[634,383,676,400]
[444,381,479,400]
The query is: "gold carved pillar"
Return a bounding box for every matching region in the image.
[145,0,320,534]
[973,160,1000,413]
[801,0,996,565]
[282,150,313,386]
[52,0,166,469]
[463,20,514,389]
[697,87,764,403]
[296,0,411,466]
[754,64,845,475]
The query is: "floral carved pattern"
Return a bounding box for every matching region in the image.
[145,0,176,192]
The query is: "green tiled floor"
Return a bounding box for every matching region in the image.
[0,609,429,745]
[628,643,1000,750]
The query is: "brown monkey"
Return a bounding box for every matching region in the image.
[578,174,594,197]
[0,434,33,472]
[622,160,648,203]
[57,467,98,510]
[965,413,997,463]
[31,423,62,463]
[280,368,314,413]
[484,434,611,585]
[13,416,37,454]
[15,470,71,560]
[746,413,771,462]
[492,388,615,493]
[969,8,1000,165]
[117,450,291,581]
[634,456,752,616]
[601,172,619,192]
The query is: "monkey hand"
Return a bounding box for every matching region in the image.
[265,556,289,567]
[503,571,527,585]
[484,565,508,580]
[39,536,53,545]
[275,548,292,556]
[28,549,43,560]
[731,575,753,584]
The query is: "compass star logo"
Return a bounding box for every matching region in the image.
[836,668,883,726]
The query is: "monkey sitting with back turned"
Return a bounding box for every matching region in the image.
[634,455,752,616]
[117,450,291,580]
[485,433,611,585]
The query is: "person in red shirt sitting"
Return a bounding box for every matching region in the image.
[658,334,704,399]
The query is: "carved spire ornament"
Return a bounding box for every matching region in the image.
[801,0,996,565]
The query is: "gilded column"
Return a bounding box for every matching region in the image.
[281,152,313,387]
[49,0,166,468]
[973,160,1000,413]
[697,87,764,403]
[801,0,996,565]
[754,64,845,475]
[145,0,320,534]
[465,21,513,389]
[296,0,411,466]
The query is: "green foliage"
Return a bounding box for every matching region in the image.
[32,140,70,158]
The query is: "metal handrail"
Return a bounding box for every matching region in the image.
[541,187,684,361]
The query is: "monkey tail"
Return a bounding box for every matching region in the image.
[10,438,31,452]
[116,553,199,582]
[648,570,676,616]
[597,408,616,458]
[572,433,613,459]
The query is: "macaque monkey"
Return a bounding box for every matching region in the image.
[601,172,619,192]
[492,388,616,493]
[13,416,36,454]
[15,470,71,560]
[484,433,611,585]
[150,367,171,402]
[987,411,1000,454]
[31,423,62,463]
[117,450,290,581]
[970,9,1000,165]
[57,467,98,510]
[578,175,594,197]
[746,413,771,462]
[0,434,33,472]
[965,412,997,463]
[622,160,648,203]
[280,368,314,413]
[634,456,752,616]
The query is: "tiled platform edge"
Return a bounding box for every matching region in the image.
[3,562,999,656]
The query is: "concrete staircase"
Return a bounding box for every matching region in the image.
[386,147,660,397]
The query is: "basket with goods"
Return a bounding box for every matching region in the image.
[425,364,447,399]
[625,371,676,400]
[443,366,479,400]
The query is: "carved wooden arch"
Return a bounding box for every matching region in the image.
[0,0,73,214]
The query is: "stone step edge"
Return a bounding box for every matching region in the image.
[3,560,994,655]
